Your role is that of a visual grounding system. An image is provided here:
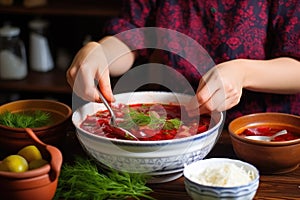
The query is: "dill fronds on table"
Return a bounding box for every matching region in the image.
[54,156,155,200]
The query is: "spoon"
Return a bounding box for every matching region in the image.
[244,129,288,141]
[98,92,139,141]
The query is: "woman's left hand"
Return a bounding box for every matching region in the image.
[186,59,245,114]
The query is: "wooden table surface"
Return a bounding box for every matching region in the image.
[62,126,300,200]
[145,130,300,200]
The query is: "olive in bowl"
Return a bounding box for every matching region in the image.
[0,128,63,200]
[228,112,300,174]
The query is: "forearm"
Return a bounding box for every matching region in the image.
[241,57,300,94]
[99,36,135,77]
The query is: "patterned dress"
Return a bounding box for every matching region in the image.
[104,0,300,124]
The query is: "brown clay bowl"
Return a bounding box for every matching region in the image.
[0,128,63,200]
[228,112,300,174]
[0,99,72,153]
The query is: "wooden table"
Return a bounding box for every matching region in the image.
[145,130,300,200]
[57,125,300,200]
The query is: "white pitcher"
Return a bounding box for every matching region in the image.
[29,19,54,72]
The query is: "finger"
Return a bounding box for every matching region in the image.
[185,95,199,111]
[97,67,115,103]
[198,106,211,115]
[198,95,222,113]
[75,43,112,102]
[185,78,209,111]
[186,97,212,116]
[67,42,103,101]
[214,89,242,111]
[86,45,115,102]
[66,53,82,88]
[66,66,76,88]
[185,92,213,117]
[186,81,220,116]
[199,87,242,113]
[72,65,100,102]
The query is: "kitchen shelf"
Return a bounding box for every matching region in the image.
[0,0,122,105]
[0,69,71,94]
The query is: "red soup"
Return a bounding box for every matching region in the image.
[80,103,213,141]
[239,126,300,142]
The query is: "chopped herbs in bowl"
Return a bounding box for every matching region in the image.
[0,99,72,153]
[0,110,51,128]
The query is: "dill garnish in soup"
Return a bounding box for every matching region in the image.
[80,103,212,141]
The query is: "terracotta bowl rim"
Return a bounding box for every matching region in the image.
[228,112,300,146]
[0,99,72,131]
[0,163,51,179]
[230,112,300,119]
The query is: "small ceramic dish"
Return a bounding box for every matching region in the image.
[228,112,300,174]
[183,158,259,200]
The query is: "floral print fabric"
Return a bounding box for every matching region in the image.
[104,0,300,124]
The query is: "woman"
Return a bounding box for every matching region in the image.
[67,0,300,124]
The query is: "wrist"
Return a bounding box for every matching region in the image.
[236,59,261,89]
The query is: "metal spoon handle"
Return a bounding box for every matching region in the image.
[98,91,116,126]
[245,129,288,141]
[98,91,139,141]
[271,129,288,139]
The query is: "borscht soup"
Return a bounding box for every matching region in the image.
[238,126,300,142]
[80,103,213,141]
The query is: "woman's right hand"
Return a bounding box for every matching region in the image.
[66,41,114,102]
[66,36,135,103]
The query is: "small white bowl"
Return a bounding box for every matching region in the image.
[184,158,259,200]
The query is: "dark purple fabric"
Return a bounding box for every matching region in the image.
[103,0,300,124]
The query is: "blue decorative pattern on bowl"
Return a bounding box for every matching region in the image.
[73,91,225,181]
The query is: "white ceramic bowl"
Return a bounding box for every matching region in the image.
[72,91,224,181]
[184,158,260,200]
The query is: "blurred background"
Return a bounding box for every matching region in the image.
[0,0,121,106]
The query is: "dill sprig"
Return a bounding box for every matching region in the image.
[0,110,51,128]
[54,157,154,200]
[163,118,182,130]
[118,109,182,131]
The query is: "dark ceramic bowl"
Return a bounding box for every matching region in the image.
[228,112,300,174]
[0,128,63,200]
[0,99,72,153]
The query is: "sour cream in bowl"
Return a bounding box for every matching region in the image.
[183,158,259,200]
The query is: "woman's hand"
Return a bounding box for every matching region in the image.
[66,41,113,102]
[186,59,246,114]
[187,57,300,115]
[66,36,134,102]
